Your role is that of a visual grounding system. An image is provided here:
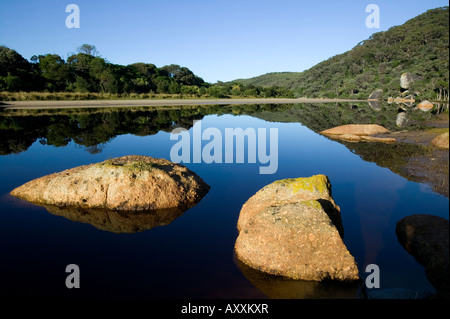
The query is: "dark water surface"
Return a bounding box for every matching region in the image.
[0,103,448,298]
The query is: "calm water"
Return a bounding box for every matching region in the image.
[0,103,448,298]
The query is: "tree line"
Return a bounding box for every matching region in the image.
[0,44,293,99]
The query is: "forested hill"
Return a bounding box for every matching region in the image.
[234,7,449,100]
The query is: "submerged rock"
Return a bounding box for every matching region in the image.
[320,124,396,143]
[235,175,359,282]
[396,214,449,298]
[10,155,210,211]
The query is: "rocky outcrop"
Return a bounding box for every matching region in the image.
[10,155,210,211]
[400,73,423,90]
[235,175,359,282]
[431,132,449,149]
[417,100,434,112]
[396,214,449,298]
[320,124,396,143]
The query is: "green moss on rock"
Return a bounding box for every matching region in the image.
[274,175,331,196]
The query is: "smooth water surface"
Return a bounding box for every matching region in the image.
[0,103,448,298]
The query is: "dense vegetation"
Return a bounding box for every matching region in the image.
[234,7,449,100]
[0,44,293,100]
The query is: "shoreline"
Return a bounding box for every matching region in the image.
[0,98,362,110]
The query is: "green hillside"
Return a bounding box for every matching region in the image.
[234,7,449,100]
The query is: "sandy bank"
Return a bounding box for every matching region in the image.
[0,98,360,110]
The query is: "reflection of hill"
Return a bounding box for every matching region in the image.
[1,101,437,155]
[338,140,449,197]
[248,102,448,197]
[251,102,436,132]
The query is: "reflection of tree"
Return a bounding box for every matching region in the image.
[0,102,439,156]
[0,107,210,155]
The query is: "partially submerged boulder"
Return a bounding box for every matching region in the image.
[320,124,396,143]
[10,155,210,211]
[235,175,359,282]
[396,214,449,298]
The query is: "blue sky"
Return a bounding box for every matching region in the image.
[0,0,448,83]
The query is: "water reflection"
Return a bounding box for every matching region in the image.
[0,101,447,298]
[235,257,360,299]
[1,101,447,197]
[0,101,443,156]
[339,139,448,197]
[368,100,381,111]
[41,204,189,233]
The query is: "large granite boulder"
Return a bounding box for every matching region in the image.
[10,155,210,211]
[396,214,449,298]
[320,124,396,143]
[431,132,449,149]
[235,175,359,282]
